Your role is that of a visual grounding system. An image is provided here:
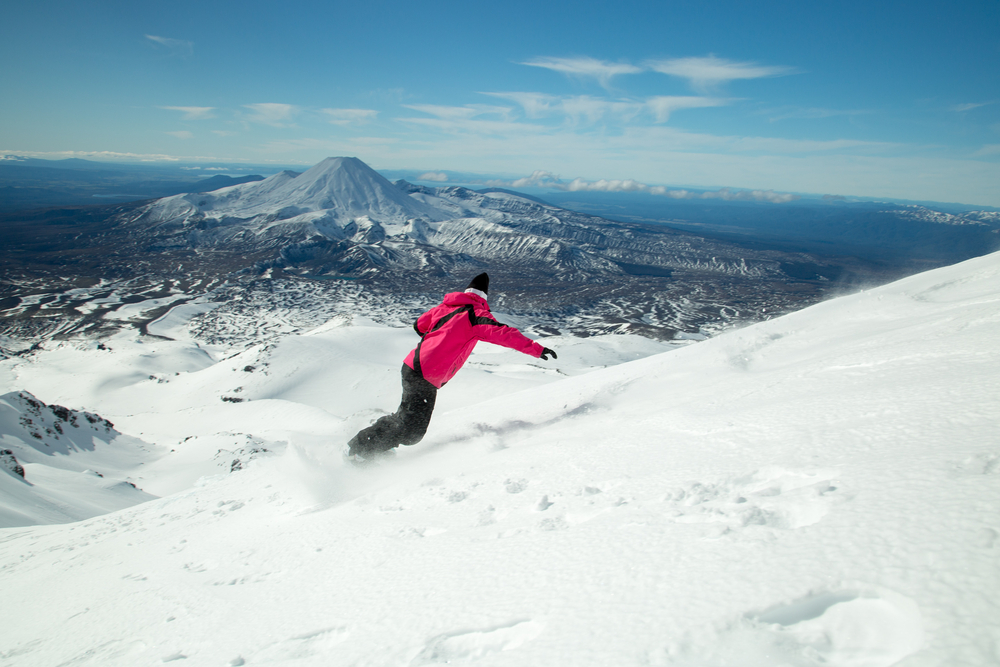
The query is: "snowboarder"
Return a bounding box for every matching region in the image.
[346,272,556,463]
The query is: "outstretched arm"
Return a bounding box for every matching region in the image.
[473,318,546,358]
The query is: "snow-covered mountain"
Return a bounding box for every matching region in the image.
[0,156,862,343]
[134,156,447,237]
[126,155,779,284]
[888,204,1000,226]
[1,251,997,665]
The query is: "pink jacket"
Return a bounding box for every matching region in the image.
[404,291,544,388]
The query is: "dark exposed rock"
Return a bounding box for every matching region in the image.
[1,449,25,478]
[4,391,117,456]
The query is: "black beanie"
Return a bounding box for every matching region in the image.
[466,272,489,295]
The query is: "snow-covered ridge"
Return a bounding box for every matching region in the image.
[888,204,1000,227]
[0,390,156,526]
[5,389,115,443]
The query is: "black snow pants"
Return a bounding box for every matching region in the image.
[352,364,438,455]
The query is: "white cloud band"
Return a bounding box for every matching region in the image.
[646,56,797,90]
[145,35,193,57]
[159,106,215,120]
[520,56,642,87]
[243,103,298,127]
[321,108,379,125]
[488,171,798,203]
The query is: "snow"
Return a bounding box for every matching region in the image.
[0,391,157,526]
[146,299,225,341]
[147,157,443,227]
[1,252,999,665]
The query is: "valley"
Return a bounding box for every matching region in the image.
[0,158,898,348]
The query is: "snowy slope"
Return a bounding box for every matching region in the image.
[1,253,999,665]
[0,391,156,526]
[0,319,674,506]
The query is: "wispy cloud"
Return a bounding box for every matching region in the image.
[765,106,873,122]
[399,104,531,136]
[487,170,798,202]
[320,108,379,125]
[520,56,642,88]
[417,172,449,182]
[0,149,244,162]
[145,34,193,57]
[400,115,541,137]
[522,54,796,92]
[485,92,728,125]
[483,92,553,118]
[564,96,646,125]
[661,187,799,203]
[243,103,298,127]
[159,106,215,120]
[646,96,731,122]
[487,170,561,188]
[346,136,401,147]
[727,135,890,153]
[647,56,797,91]
[258,137,346,154]
[165,130,193,139]
[404,104,481,120]
[403,104,511,120]
[562,177,652,193]
[397,98,889,164]
[951,101,995,112]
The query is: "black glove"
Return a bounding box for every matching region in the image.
[540,347,557,361]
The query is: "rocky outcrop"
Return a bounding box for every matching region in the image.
[1,449,25,478]
[4,390,117,455]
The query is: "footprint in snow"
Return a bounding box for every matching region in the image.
[953,452,1000,476]
[538,516,569,531]
[664,588,923,667]
[447,490,469,503]
[250,626,350,661]
[664,466,841,532]
[409,619,545,666]
[504,478,528,493]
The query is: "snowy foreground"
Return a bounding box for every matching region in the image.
[1,253,999,666]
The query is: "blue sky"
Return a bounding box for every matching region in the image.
[3,0,999,206]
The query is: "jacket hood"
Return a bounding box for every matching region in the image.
[442,291,487,307]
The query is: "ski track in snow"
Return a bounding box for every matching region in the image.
[1,253,1000,665]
